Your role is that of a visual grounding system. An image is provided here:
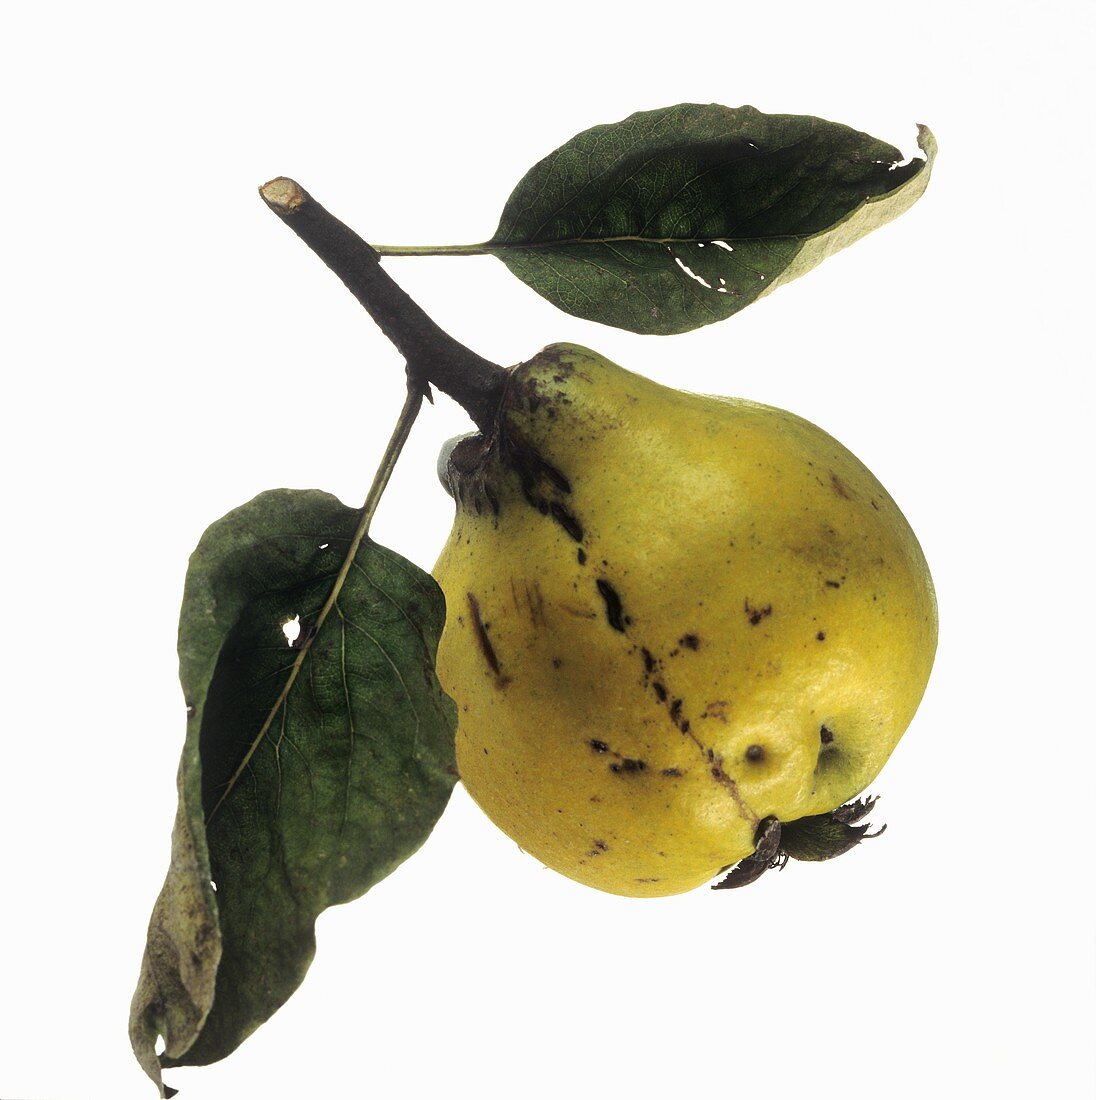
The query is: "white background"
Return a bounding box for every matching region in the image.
[2,2,1093,1098]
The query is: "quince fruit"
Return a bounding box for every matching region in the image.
[434,344,936,897]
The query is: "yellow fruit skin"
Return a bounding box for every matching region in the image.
[434,344,937,898]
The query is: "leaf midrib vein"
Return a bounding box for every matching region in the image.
[205,389,421,824]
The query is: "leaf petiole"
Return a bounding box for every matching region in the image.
[206,382,423,822]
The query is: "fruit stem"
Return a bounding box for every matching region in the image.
[259,178,507,432]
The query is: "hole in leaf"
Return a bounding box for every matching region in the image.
[713,240,734,252]
[210,879,218,892]
[282,615,301,647]
[674,256,713,289]
[318,542,329,549]
[155,1036,166,1056]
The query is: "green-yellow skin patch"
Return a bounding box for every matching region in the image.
[434,344,937,898]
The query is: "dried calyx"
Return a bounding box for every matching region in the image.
[711,796,886,890]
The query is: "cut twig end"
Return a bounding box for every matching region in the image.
[260,177,306,213]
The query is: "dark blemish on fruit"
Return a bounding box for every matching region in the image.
[830,472,855,500]
[680,633,700,650]
[577,548,587,565]
[593,839,608,851]
[820,725,835,744]
[635,877,661,883]
[552,658,563,669]
[641,648,657,673]
[538,456,570,494]
[661,767,683,777]
[679,720,691,734]
[745,600,772,626]
[524,580,546,627]
[588,739,610,753]
[871,499,880,511]
[550,501,584,542]
[825,580,841,589]
[817,631,826,641]
[610,757,647,774]
[669,698,683,723]
[652,681,668,702]
[596,579,627,632]
[466,593,502,678]
[745,744,765,763]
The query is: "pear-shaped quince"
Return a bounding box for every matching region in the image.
[434,344,937,897]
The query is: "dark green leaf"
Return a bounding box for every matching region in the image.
[489,103,936,334]
[130,489,457,1093]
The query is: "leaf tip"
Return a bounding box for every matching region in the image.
[915,124,938,162]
